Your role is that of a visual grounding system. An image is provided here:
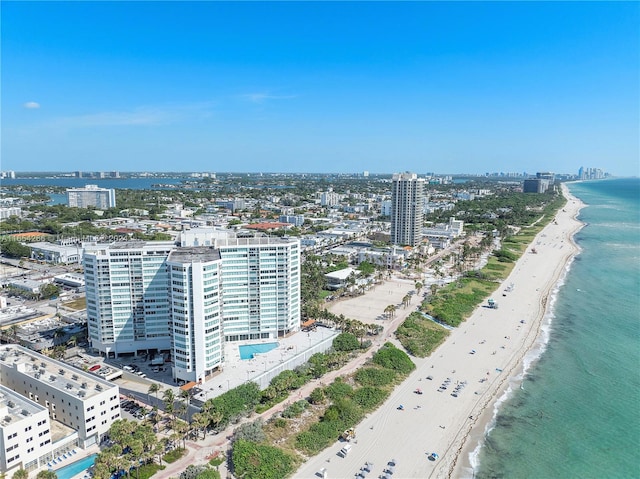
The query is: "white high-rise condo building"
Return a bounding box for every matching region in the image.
[66,184,116,209]
[83,236,300,383]
[391,172,425,247]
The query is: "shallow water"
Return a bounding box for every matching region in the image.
[474,179,640,478]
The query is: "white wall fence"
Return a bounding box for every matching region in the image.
[250,332,338,390]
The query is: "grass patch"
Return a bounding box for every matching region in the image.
[424,278,496,327]
[395,312,450,357]
[209,456,225,467]
[62,298,86,310]
[135,463,165,479]
[162,448,186,463]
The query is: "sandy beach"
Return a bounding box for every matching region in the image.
[294,185,585,479]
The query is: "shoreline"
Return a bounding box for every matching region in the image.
[294,184,587,479]
[449,183,587,478]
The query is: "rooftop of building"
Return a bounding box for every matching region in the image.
[0,344,117,400]
[168,247,221,263]
[0,385,46,427]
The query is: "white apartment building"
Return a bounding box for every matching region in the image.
[66,185,116,209]
[83,236,300,383]
[321,191,341,207]
[0,207,21,220]
[391,172,425,247]
[166,248,224,384]
[0,386,51,474]
[216,237,300,344]
[0,345,121,474]
[83,241,176,358]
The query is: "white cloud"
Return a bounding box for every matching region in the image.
[23,101,40,109]
[49,102,216,129]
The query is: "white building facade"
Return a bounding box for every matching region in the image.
[0,345,121,474]
[83,237,300,383]
[390,172,425,247]
[66,185,116,209]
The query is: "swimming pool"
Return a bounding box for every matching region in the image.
[55,453,97,479]
[238,342,279,360]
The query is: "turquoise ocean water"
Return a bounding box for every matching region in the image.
[474,178,640,479]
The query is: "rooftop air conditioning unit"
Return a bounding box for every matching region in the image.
[78,391,86,397]
[7,401,15,408]
[66,383,73,390]
[72,374,78,380]
[41,362,47,368]
[49,375,56,382]
[21,409,29,416]
[81,382,87,389]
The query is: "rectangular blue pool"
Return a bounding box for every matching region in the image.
[239,342,279,360]
[55,453,97,479]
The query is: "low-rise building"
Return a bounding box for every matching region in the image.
[0,345,120,474]
[30,242,83,264]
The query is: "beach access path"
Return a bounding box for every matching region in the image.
[294,185,585,479]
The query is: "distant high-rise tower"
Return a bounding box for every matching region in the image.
[391,172,425,247]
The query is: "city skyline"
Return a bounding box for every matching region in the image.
[2,2,639,176]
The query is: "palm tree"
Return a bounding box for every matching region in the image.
[162,389,175,428]
[402,294,411,309]
[384,304,396,319]
[148,383,160,406]
[415,281,423,296]
[176,400,188,424]
[13,469,28,479]
[179,389,191,422]
[53,327,66,345]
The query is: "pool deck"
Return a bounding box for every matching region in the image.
[48,445,100,479]
[113,324,339,406]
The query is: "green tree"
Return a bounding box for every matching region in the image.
[0,240,31,258]
[36,471,57,479]
[40,283,61,299]
[332,332,359,352]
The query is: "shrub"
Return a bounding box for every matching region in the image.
[325,381,353,401]
[196,470,220,479]
[282,400,308,419]
[309,387,326,405]
[332,332,359,352]
[351,386,388,410]
[273,417,287,428]
[233,419,266,443]
[355,367,396,387]
[232,439,296,479]
[163,448,186,463]
[372,343,416,374]
[180,465,208,479]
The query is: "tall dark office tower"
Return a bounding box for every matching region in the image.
[391,172,425,247]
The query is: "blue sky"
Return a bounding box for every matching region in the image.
[2,1,638,175]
